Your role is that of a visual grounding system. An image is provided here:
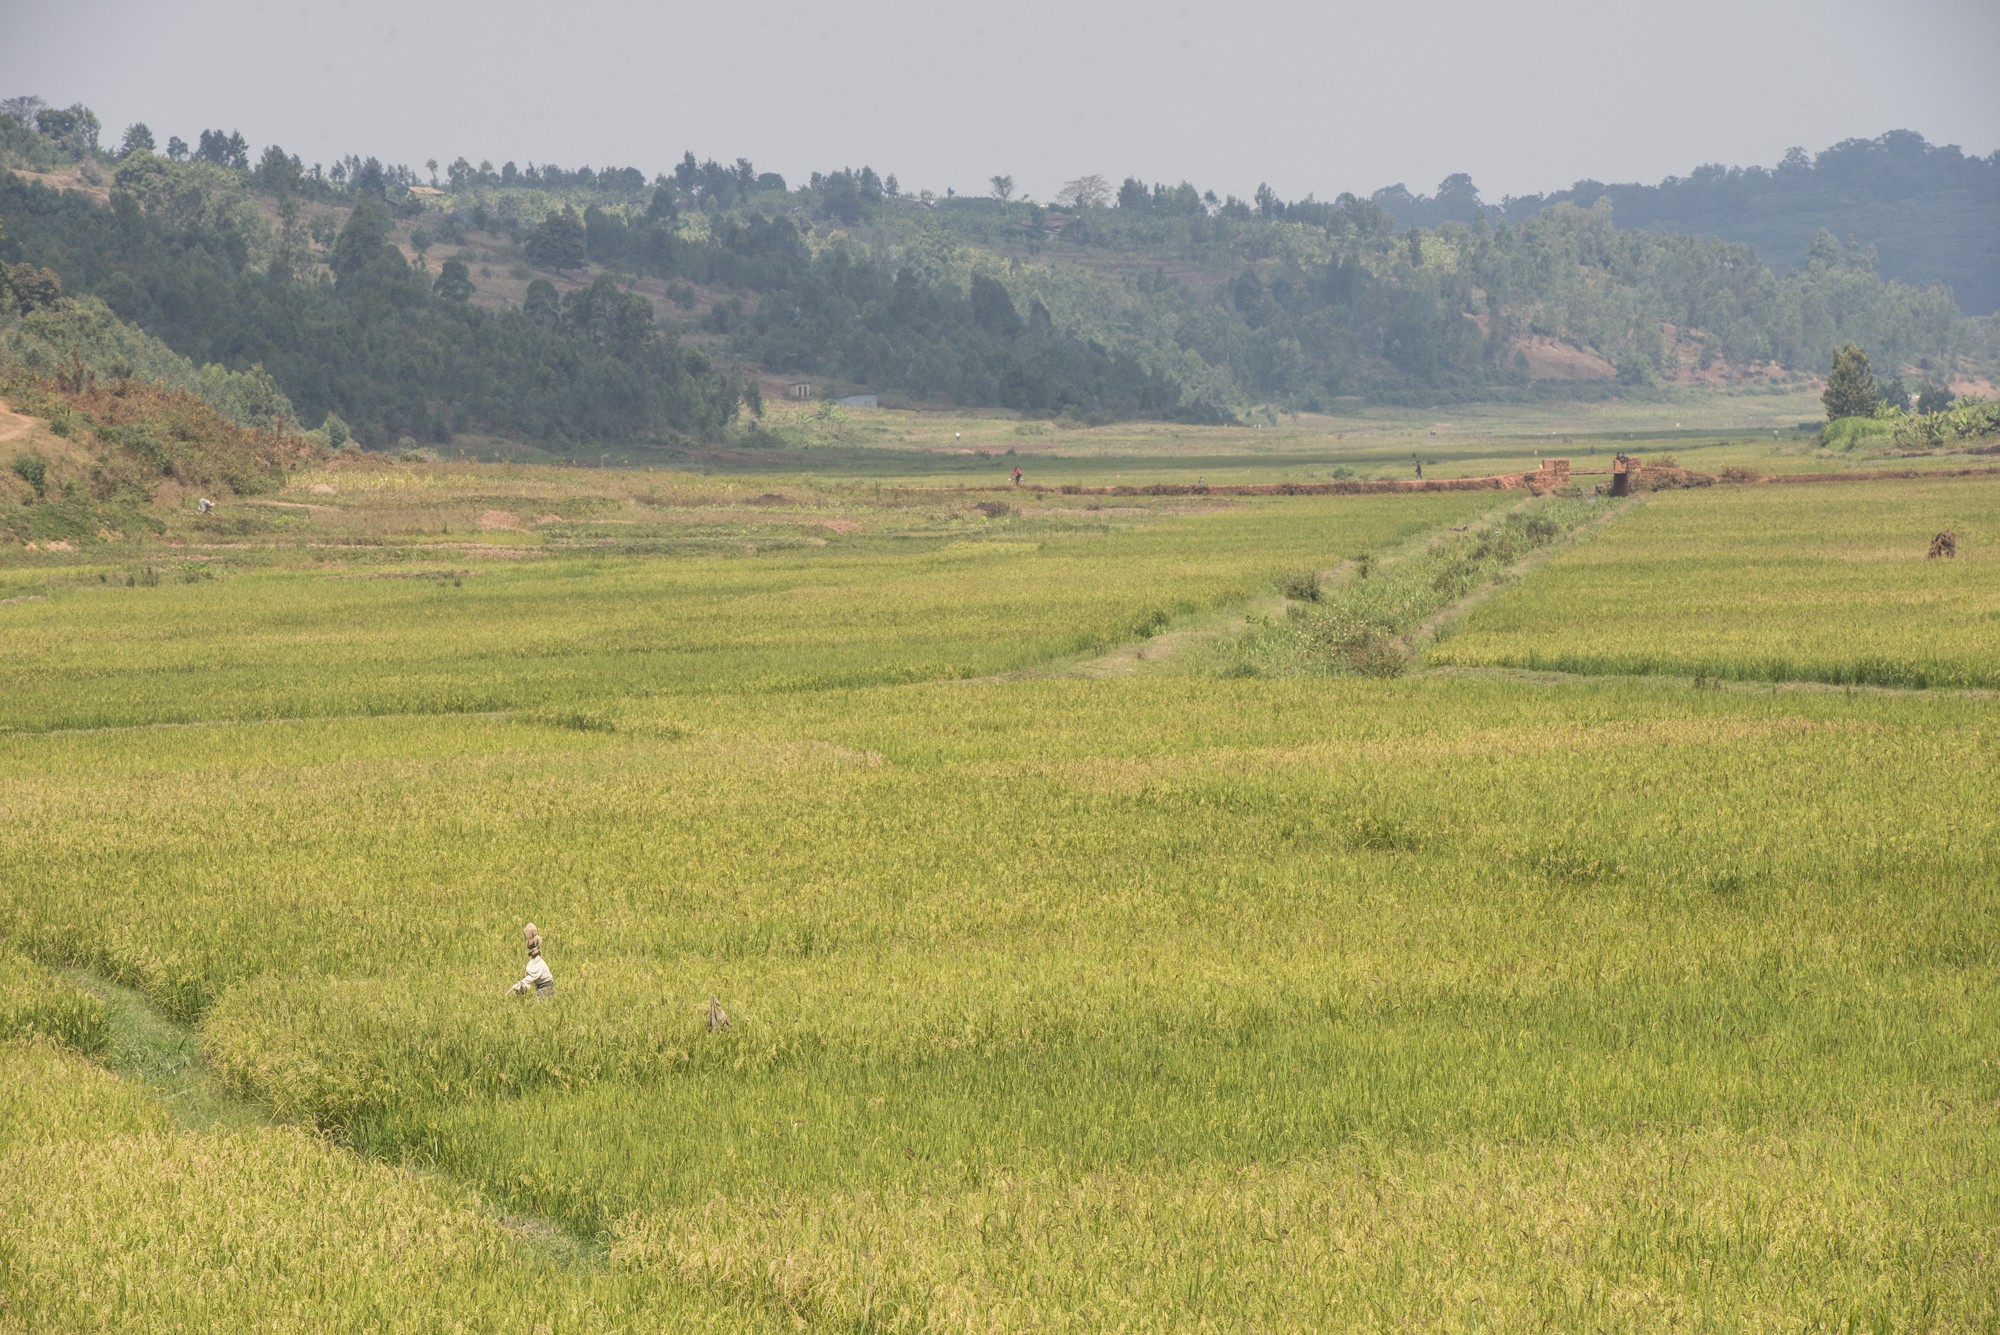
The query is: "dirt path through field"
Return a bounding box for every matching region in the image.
[0,397,39,446]
[1029,491,1635,683]
[62,968,271,1133]
[1088,492,1593,678]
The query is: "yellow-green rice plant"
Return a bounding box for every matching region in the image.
[0,1041,748,1332]
[0,960,109,1054]
[607,1110,2000,1332]
[1433,477,2000,687]
[0,492,1498,731]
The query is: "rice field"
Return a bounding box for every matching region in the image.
[0,485,1498,731]
[1431,475,2000,687]
[4,453,1998,1331]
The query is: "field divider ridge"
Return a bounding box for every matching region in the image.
[1407,494,1640,659]
[55,965,613,1268]
[1425,662,2000,701]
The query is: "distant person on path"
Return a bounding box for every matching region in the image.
[1415,461,1423,479]
[1012,466,1023,486]
[508,922,554,999]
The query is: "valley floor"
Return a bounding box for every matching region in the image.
[3,399,1997,1331]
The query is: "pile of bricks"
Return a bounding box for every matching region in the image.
[1526,458,1571,494]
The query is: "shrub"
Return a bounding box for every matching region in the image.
[1281,570,1321,602]
[1616,351,1656,387]
[311,413,353,450]
[10,453,46,497]
[521,706,618,733]
[1820,416,1895,451]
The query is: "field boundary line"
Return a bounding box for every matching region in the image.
[1,707,517,740]
[1408,495,1639,655]
[57,965,612,1266]
[1758,463,2000,486]
[969,496,1537,683]
[886,463,2000,500]
[62,967,276,1133]
[1424,663,2000,701]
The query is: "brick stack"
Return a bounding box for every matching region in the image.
[1527,458,1571,493]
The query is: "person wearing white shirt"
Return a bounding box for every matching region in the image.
[508,922,555,999]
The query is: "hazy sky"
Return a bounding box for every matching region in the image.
[6,0,1997,204]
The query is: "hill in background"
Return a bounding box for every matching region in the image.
[3,98,1995,452]
[1368,131,2000,317]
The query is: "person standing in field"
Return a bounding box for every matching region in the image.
[1012,466,1023,486]
[508,922,554,999]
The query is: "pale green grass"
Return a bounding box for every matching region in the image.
[750,386,1833,488]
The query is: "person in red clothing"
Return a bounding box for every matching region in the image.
[1012,466,1023,486]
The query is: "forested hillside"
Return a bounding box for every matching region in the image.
[1492,131,2000,316]
[2,95,1993,447]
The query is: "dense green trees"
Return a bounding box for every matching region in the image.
[4,96,1993,432]
[1823,344,1877,420]
[524,207,586,271]
[1499,131,2000,315]
[194,129,250,170]
[537,197,1202,417]
[1915,381,1955,414]
[709,220,1198,418]
[1013,187,1983,409]
[0,167,747,447]
[33,104,100,157]
[432,258,474,304]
